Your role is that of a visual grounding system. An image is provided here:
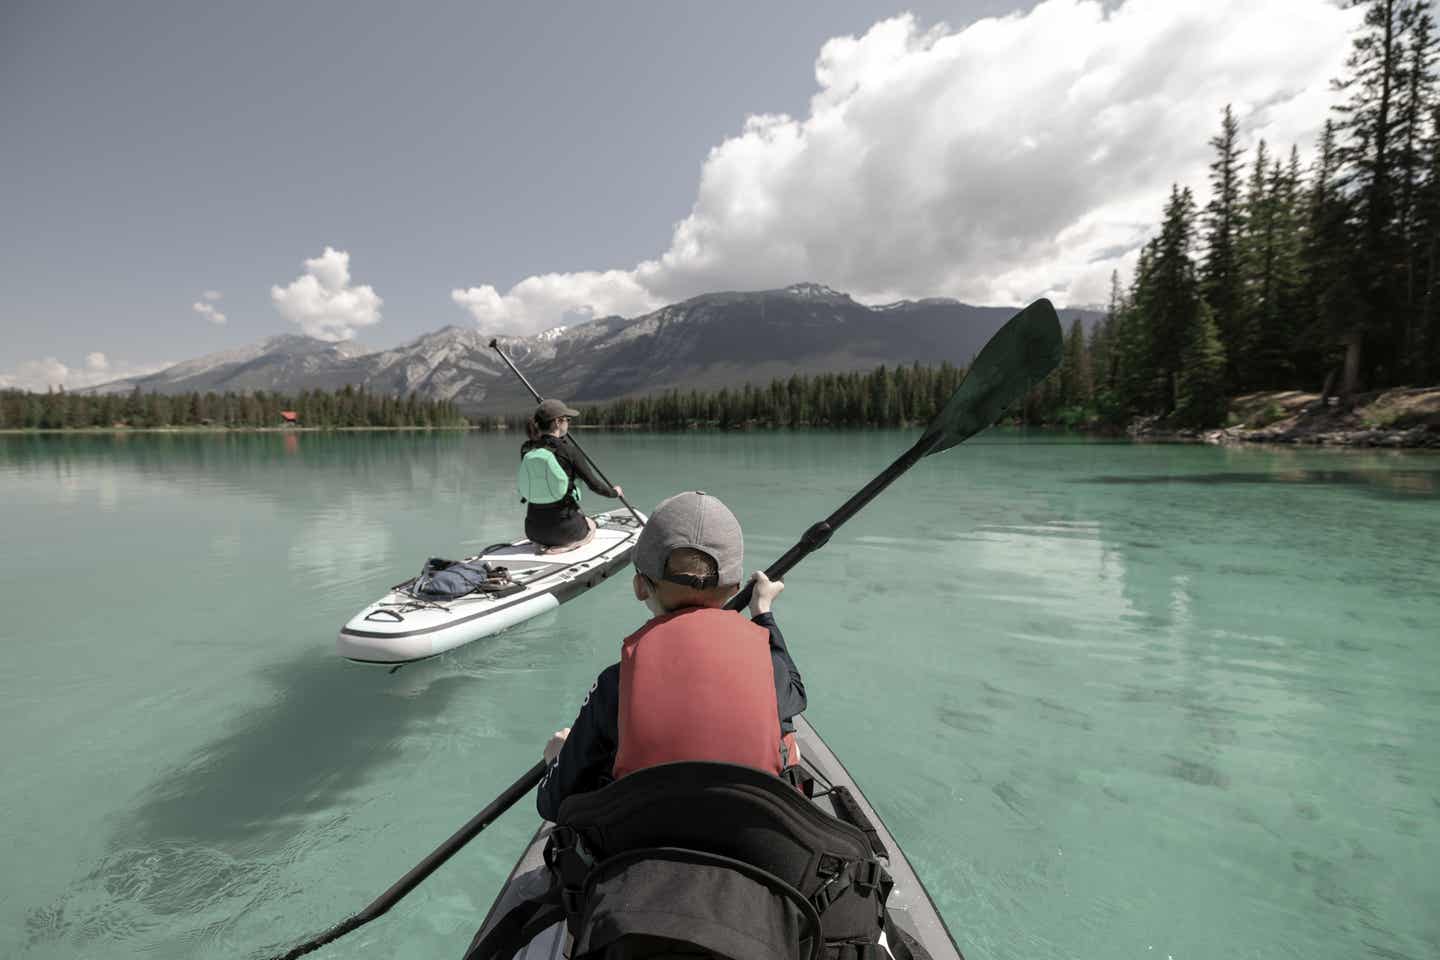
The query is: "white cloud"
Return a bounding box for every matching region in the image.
[271,246,382,341]
[202,289,223,302]
[451,270,661,336]
[192,300,228,325]
[453,0,1360,331]
[0,354,171,392]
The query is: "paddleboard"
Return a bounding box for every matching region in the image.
[336,509,644,664]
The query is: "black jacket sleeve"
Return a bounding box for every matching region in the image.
[752,612,806,732]
[557,436,619,498]
[536,663,620,821]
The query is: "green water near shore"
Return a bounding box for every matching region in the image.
[2,430,1436,960]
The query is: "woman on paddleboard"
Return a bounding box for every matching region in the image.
[519,398,623,552]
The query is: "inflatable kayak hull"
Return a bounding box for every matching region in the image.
[337,510,644,664]
[469,714,963,960]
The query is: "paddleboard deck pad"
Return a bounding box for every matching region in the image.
[467,715,963,960]
[337,510,644,664]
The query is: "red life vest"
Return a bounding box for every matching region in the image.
[613,606,783,779]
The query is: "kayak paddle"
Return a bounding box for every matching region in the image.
[489,338,646,527]
[725,296,1062,612]
[264,761,547,960]
[262,297,1061,959]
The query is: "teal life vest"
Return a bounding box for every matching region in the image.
[518,445,579,506]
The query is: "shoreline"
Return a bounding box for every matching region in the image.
[1126,387,1440,450]
[0,425,483,435]
[4,387,1437,449]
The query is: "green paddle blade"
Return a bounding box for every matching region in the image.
[918,298,1063,456]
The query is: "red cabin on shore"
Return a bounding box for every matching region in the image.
[279,410,300,425]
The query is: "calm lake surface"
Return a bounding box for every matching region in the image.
[2,430,1437,960]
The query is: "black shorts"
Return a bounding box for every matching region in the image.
[525,503,588,547]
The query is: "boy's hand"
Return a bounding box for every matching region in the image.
[748,571,784,617]
[543,727,570,763]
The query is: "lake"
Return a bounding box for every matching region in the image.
[2,430,1437,960]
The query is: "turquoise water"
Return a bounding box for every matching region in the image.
[2,430,1437,960]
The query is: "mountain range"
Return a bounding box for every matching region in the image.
[90,284,1101,414]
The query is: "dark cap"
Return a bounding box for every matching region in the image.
[633,491,744,588]
[535,398,579,422]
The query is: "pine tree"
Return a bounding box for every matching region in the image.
[1202,104,1247,389]
[1418,106,1440,378]
[1331,0,1413,390]
[1115,242,1159,414]
[1175,302,1229,427]
[1058,316,1092,412]
[1237,138,1274,388]
[1089,271,1123,415]
[1142,186,1204,411]
[1397,4,1439,378]
[1297,120,1359,391]
[1251,150,1307,387]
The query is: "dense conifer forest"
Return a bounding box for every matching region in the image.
[577,364,967,430]
[0,386,469,430]
[1074,0,1440,427]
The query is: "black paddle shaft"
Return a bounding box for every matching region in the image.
[489,339,645,526]
[268,761,547,960]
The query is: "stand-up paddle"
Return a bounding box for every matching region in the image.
[489,338,646,527]
[261,297,1062,960]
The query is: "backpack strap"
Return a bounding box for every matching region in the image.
[461,897,565,960]
[461,851,566,960]
[826,785,889,859]
[546,825,607,922]
[810,857,893,932]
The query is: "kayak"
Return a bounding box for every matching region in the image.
[336,510,645,664]
[469,714,964,959]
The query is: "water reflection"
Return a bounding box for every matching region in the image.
[288,494,395,583]
[917,439,1437,959]
[24,652,472,952]
[1079,469,1440,498]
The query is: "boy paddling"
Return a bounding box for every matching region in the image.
[537,491,806,820]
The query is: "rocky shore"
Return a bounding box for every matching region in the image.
[1131,387,1440,449]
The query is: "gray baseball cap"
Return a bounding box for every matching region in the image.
[633,491,744,588]
[535,398,579,421]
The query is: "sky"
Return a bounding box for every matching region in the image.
[1,0,1363,391]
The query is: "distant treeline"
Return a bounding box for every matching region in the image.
[1044,0,1440,429]
[578,363,966,429]
[0,385,470,430]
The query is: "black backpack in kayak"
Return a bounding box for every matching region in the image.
[464,761,895,960]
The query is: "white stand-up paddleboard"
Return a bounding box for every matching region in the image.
[337,510,644,664]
